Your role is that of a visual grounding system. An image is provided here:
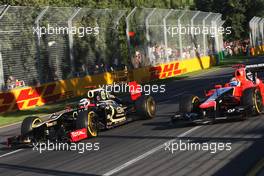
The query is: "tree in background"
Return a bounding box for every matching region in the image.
[194,0,264,40]
[1,0,262,41]
[0,0,192,9]
[1,0,263,76]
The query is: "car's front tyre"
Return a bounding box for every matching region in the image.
[76,110,98,137]
[135,95,156,119]
[241,87,263,116]
[179,94,200,113]
[21,116,42,136]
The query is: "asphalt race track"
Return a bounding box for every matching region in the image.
[0,57,264,176]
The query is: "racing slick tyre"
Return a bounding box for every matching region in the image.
[76,110,98,137]
[135,95,156,119]
[241,88,263,116]
[21,116,42,136]
[179,94,200,113]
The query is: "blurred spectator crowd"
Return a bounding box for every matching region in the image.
[3,39,251,91]
[6,76,25,90]
[131,43,207,68]
[223,39,250,57]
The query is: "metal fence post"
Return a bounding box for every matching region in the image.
[163,9,173,62]
[68,7,81,76]
[219,20,225,54]
[259,17,263,46]
[254,17,258,46]
[125,7,137,62]
[0,45,4,89]
[260,18,264,46]
[256,17,261,47]
[249,17,255,48]
[251,17,258,48]
[191,11,200,36]
[254,17,259,47]
[35,6,49,83]
[190,11,200,53]
[0,5,9,19]
[217,16,223,52]
[258,17,262,46]
[202,12,212,56]
[178,10,186,59]
[212,14,221,54]
[253,17,258,46]
[249,17,254,48]
[254,17,261,47]
[0,5,10,88]
[253,17,258,48]
[145,8,156,43]
[145,8,156,60]
[113,10,126,27]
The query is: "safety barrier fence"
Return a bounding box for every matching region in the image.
[126,8,223,67]
[249,16,264,56]
[0,5,222,113]
[0,55,214,113]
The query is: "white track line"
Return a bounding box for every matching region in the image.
[103,126,202,176]
[0,122,22,129]
[0,149,23,158]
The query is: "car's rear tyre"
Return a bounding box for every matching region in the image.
[241,88,263,116]
[179,94,200,113]
[76,110,98,137]
[135,95,156,119]
[21,116,42,136]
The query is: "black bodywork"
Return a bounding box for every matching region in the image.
[8,90,156,147]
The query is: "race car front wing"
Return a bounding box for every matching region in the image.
[171,106,248,125]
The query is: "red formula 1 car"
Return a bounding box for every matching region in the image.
[172,64,264,124]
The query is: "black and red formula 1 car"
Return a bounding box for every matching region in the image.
[8,82,156,147]
[172,64,264,124]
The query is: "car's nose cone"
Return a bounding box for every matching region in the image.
[199,100,216,109]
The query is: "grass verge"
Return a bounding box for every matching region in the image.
[0,97,80,127]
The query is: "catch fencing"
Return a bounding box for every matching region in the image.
[126,7,224,67]
[249,16,264,50]
[0,5,224,90]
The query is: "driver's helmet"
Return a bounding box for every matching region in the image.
[79,98,90,109]
[246,69,253,81]
[229,77,239,87]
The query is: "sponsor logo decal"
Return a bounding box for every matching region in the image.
[70,128,88,142]
[0,84,73,113]
[150,62,187,79]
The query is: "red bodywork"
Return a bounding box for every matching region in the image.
[70,128,88,142]
[128,81,142,101]
[200,65,264,109]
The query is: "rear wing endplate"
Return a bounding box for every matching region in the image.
[246,63,264,72]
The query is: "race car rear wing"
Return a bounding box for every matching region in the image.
[245,63,264,73]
